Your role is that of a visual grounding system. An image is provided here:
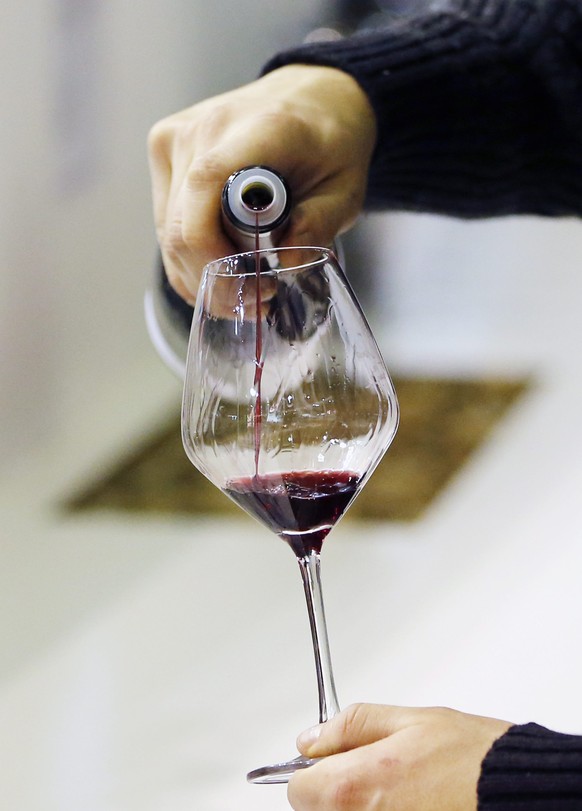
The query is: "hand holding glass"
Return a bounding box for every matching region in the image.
[181,247,399,783]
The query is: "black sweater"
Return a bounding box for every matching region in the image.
[263,1,582,808]
[479,723,582,809]
[264,0,582,218]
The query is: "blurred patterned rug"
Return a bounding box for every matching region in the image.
[65,377,528,522]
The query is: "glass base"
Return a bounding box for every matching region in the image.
[247,754,321,784]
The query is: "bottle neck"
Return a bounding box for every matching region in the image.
[221,166,291,249]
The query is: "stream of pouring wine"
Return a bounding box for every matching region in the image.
[252,212,263,478]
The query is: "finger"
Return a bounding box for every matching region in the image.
[288,744,382,811]
[148,142,173,242]
[283,171,366,249]
[170,166,234,272]
[297,703,417,758]
[159,230,198,306]
[161,148,245,303]
[148,120,211,304]
[200,272,278,321]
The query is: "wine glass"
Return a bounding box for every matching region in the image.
[181,246,399,784]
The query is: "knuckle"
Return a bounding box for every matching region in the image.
[332,773,366,811]
[148,113,201,159]
[161,221,185,262]
[161,207,203,258]
[425,705,457,727]
[163,262,196,305]
[195,102,232,138]
[163,264,181,292]
[178,104,235,160]
[295,203,325,241]
[147,119,172,157]
[287,767,322,811]
[289,764,365,811]
[340,702,368,738]
[259,105,312,142]
[186,151,228,191]
[430,705,454,717]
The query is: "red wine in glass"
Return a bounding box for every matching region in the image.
[224,470,361,557]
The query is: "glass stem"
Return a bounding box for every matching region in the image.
[297,550,341,724]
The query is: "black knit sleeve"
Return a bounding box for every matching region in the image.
[263,0,582,218]
[478,722,582,809]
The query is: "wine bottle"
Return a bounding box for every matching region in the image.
[221,165,291,252]
[222,165,331,343]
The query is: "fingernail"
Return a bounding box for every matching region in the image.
[297,724,323,750]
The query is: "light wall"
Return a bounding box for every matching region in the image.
[0,0,322,486]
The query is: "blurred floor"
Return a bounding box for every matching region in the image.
[64,378,528,523]
[2,214,582,811]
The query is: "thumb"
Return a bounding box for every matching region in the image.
[283,175,364,250]
[297,703,412,758]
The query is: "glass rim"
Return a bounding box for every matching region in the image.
[202,246,335,277]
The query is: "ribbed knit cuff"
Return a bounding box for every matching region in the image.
[263,0,582,218]
[478,722,582,810]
